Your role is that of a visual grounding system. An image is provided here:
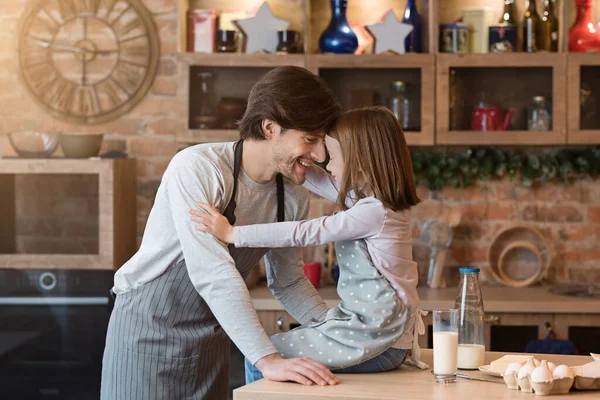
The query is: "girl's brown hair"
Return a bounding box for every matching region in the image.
[328,106,420,212]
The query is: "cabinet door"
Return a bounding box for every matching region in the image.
[553,314,600,356]
[256,311,299,337]
[485,313,554,353]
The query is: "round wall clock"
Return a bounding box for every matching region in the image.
[17,0,160,125]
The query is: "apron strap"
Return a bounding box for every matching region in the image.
[403,309,430,370]
[223,139,244,226]
[223,139,285,226]
[276,174,284,222]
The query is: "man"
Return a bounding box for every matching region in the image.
[100,66,342,399]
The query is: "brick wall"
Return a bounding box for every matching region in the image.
[0,0,183,242]
[1,0,599,285]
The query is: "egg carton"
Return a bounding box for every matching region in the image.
[503,372,574,396]
[573,375,600,390]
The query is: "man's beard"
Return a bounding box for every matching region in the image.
[273,144,305,185]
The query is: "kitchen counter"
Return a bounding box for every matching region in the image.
[250,284,600,314]
[233,350,598,399]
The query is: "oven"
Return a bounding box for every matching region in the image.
[0,269,114,399]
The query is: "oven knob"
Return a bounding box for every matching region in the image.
[39,272,57,291]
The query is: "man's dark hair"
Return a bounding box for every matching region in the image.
[238,66,341,140]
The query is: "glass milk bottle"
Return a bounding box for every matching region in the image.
[454,267,485,370]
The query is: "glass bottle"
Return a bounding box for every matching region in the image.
[569,0,600,52]
[528,96,552,131]
[194,72,216,129]
[455,267,485,370]
[388,81,413,131]
[318,0,358,54]
[539,0,559,52]
[498,0,517,25]
[522,0,540,52]
[402,0,422,53]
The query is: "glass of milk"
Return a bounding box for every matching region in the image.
[433,309,459,383]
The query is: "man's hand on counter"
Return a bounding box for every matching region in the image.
[255,353,339,386]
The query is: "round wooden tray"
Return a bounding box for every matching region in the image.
[488,224,552,287]
[497,240,544,288]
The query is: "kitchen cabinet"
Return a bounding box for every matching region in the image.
[553,314,600,356]
[0,159,136,270]
[421,312,554,353]
[256,310,299,337]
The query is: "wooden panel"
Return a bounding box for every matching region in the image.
[309,0,432,54]
[485,313,553,352]
[177,53,306,67]
[0,159,136,270]
[552,314,600,345]
[439,0,566,53]
[234,350,598,399]
[112,159,137,270]
[567,53,600,144]
[0,174,16,254]
[436,53,567,145]
[306,53,433,70]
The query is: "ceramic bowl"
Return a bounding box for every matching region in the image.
[60,133,104,158]
[8,131,60,158]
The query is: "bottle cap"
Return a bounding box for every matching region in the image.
[459,266,480,273]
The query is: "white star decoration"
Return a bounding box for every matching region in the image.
[234,2,290,53]
[366,9,414,55]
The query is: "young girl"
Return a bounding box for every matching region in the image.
[191,106,428,381]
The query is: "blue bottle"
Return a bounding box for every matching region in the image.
[402,0,422,53]
[319,0,358,54]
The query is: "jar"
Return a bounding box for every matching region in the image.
[277,30,301,54]
[388,81,415,131]
[216,30,237,53]
[193,72,216,129]
[454,267,485,370]
[528,96,552,131]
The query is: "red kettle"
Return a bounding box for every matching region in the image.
[471,100,514,131]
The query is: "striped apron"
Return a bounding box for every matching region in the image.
[100,140,285,399]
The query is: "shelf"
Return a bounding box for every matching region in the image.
[0,158,136,270]
[436,130,566,146]
[306,53,434,71]
[567,53,600,144]
[177,129,240,144]
[436,53,567,145]
[176,52,305,67]
[437,52,567,68]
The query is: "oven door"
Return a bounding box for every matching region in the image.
[0,297,112,399]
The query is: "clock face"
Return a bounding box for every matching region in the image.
[18,0,160,124]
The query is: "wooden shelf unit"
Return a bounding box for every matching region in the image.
[176,52,305,68]
[0,159,136,270]
[436,53,567,145]
[178,0,436,55]
[567,53,600,144]
[308,54,435,146]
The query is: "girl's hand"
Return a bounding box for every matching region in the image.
[190,202,234,243]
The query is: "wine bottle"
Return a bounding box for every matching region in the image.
[539,0,559,51]
[523,0,540,52]
[499,0,517,25]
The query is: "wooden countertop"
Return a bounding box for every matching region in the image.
[233,350,598,400]
[250,284,600,314]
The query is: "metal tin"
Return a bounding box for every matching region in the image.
[440,22,468,53]
[488,25,517,53]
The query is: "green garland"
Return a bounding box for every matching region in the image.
[410,147,600,191]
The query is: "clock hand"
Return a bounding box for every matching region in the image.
[29,38,87,54]
[30,38,118,57]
